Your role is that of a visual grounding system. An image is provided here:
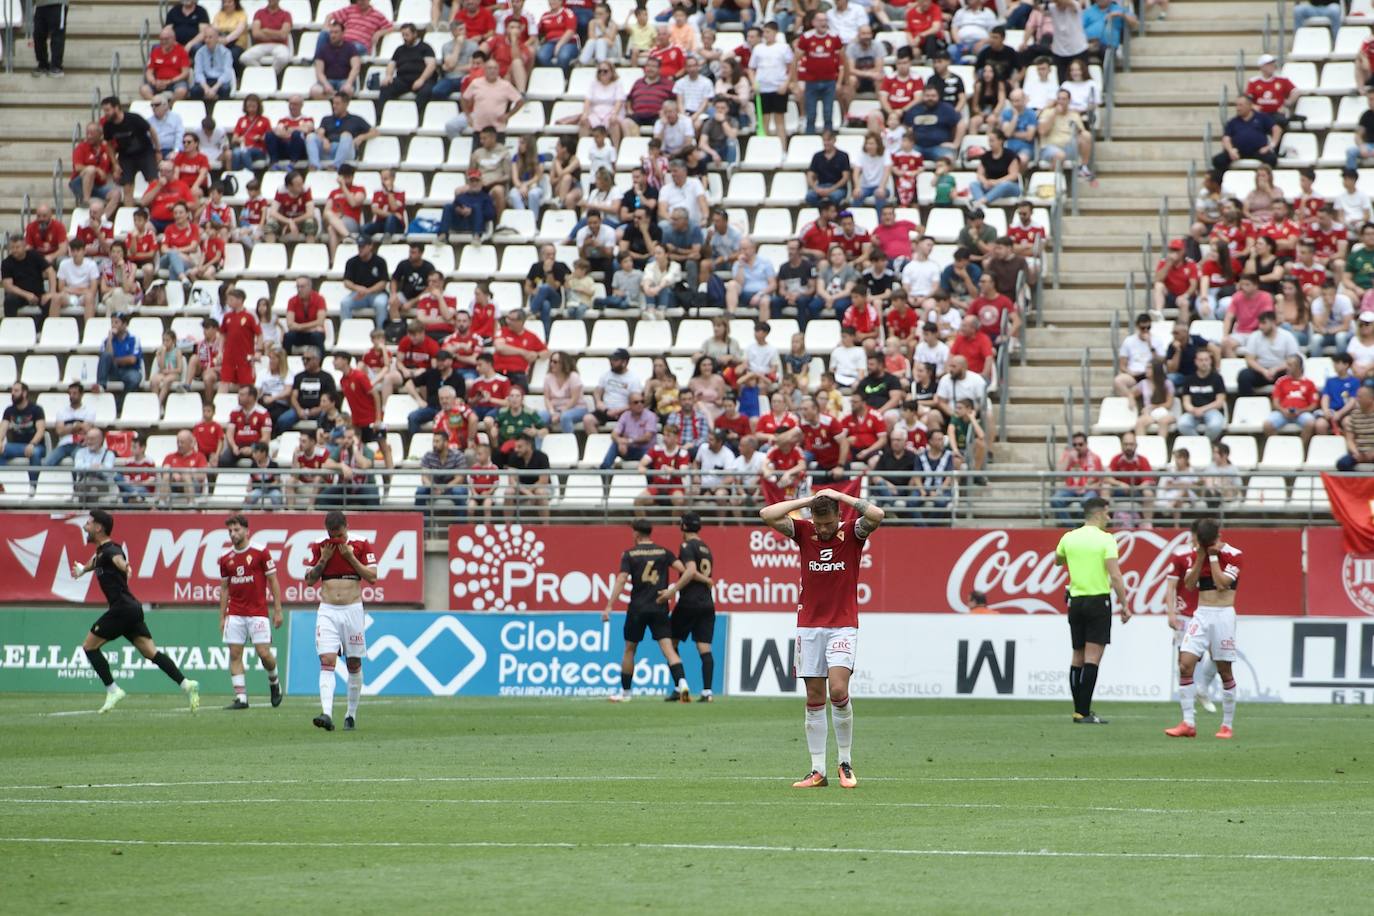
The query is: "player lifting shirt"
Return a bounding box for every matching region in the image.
[1165,521,1220,716]
[760,488,885,790]
[303,510,378,732]
[217,514,284,710]
[75,509,200,713]
[603,520,693,703]
[656,512,718,702]
[1167,518,1242,739]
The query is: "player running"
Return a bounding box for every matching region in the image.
[656,511,717,702]
[303,510,378,732]
[1165,522,1219,715]
[602,519,693,703]
[1167,518,1241,739]
[217,514,284,709]
[760,488,884,790]
[74,509,200,713]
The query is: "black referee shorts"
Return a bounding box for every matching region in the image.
[1067,594,1112,649]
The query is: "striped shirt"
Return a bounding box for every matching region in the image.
[328,4,391,49]
[1346,404,1374,452]
[627,76,676,118]
[420,448,467,485]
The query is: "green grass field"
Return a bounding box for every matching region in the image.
[2,694,1372,914]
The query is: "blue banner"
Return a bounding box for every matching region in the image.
[287,611,728,697]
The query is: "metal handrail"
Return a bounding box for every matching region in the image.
[1186,161,1198,223]
[140,19,152,65]
[1135,0,1146,37]
[1080,348,1092,432]
[51,159,64,221]
[1142,231,1153,280]
[1121,12,1132,73]
[1235,50,1247,96]
[1062,385,1074,438]
[1277,0,1287,69]
[89,86,101,124]
[1158,196,1169,245]
[20,192,30,230]
[1219,84,1230,129]
[1103,47,1116,142]
[1263,13,1272,57]
[1204,121,1215,169]
[111,50,122,99]
[995,334,1011,442]
[1050,198,1062,291]
[1045,424,1058,472]
[1111,305,1122,355]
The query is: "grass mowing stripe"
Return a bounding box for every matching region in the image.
[2,836,1371,863]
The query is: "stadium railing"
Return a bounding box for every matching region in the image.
[0,465,1347,533]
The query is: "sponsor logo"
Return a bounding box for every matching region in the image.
[369,615,487,695]
[829,637,854,653]
[818,548,834,562]
[956,640,1015,694]
[1340,554,1374,617]
[452,525,575,611]
[808,560,846,572]
[945,530,1188,615]
[1290,622,1374,690]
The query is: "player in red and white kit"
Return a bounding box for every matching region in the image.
[217,514,284,709]
[303,510,378,732]
[1166,518,1241,739]
[1165,526,1219,715]
[760,488,885,789]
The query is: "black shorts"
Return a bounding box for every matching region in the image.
[854,77,877,94]
[117,149,158,185]
[631,113,657,127]
[91,602,151,642]
[760,91,789,114]
[1067,594,1112,649]
[356,424,382,444]
[671,603,716,643]
[624,605,671,643]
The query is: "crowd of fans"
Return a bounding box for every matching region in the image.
[1,0,1148,521]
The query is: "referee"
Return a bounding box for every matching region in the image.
[1054,496,1130,724]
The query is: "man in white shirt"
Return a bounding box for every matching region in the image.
[951,0,998,62]
[673,57,715,127]
[934,355,989,417]
[583,348,645,434]
[653,101,696,158]
[1113,312,1167,397]
[727,434,767,510]
[695,427,735,498]
[73,427,117,504]
[55,238,102,320]
[913,321,951,376]
[901,236,942,303]
[574,210,618,277]
[829,326,868,389]
[829,0,869,43]
[657,159,710,228]
[747,21,795,144]
[46,382,99,467]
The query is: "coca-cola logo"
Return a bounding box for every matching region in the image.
[1339,554,1374,616]
[945,530,1190,615]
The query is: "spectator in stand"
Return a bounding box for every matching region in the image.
[804,130,852,206]
[1082,0,1137,59]
[949,314,996,381]
[489,387,547,463]
[951,0,997,63]
[1113,312,1165,398]
[99,98,158,203]
[439,169,496,239]
[264,169,317,243]
[773,239,821,326]
[319,425,380,509]
[1153,238,1200,321]
[191,30,235,102]
[1294,0,1343,31]
[335,351,389,462]
[277,348,337,432]
[796,11,843,135]
[1221,273,1275,356]
[1213,94,1281,172]
[282,277,328,355]
[461,58,525,133]
[52,237,100,320]
[240,0,293,72]
[339,237,390,327]
[1048,0,1088,79]
[1175,349,1228,441]
[323,164,366,258]
[44,383,96,466]
[117,435,157,502]
[219,385,272,467]
[1038,89,1093,178]
[312,20,363,99]
[493,310,547,391]
[158,429,208,505]
[92,312,143,399]
[1317,352,1361,435]
[1246,53,1298,128]
[390,242,436,323]
[29,0,69,77]
[241,442,283,508]
[633,422,690,513]
[1103,431,1152,526]
[264,95,314,168]
[218,288,260,393]
[24,202,67,262]
[726,238,777,317]
[416,430,469,517]
[619,57,675,139]
[362,169,408,237]
[404,351,466,436]
[904,86,962,160]
[536,0,580,72]
[1237,310,1300,395]
[970,272,1020,346]
[327,0,391,53]
[1263,353,1320,445]
[1346,88,1374,172]
[1338,380,1374,470]
[379,23,438,106]
[165,0,209,47]
[142,26,193,102]
[903,0,946,59]
[1050,431,1103,526]
[309,92,378,171]
[502,434,551,522]
[584,347,643,434]
[1312,280,1356,358]
[969,130,1022,203]
[749,21,794,143]
[1,382,46,480]
[70,122,122,209]
[866,427,919,514]
[913,429,957,526]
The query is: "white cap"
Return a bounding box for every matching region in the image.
[1360,311,1374,322]
[1258,53,1276,66]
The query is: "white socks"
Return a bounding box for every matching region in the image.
[347,671,363,718]
[1222,678,1237,727]
[1179,679,1196,726]
[267,667,279,686]
[1195,655,1218,697]
[804,704,828,775]
[231,673,246,702]
[831,697,853,765]
[320,666,336,717]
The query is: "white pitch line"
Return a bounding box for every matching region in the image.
[0,836,1370,863]
[0,774,1359,791]
[0,798,1189,815]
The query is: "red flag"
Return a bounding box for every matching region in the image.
[1321,473,1374,553]
[761,475,864,511]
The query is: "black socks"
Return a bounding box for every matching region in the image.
[151,651,185,685]
[700,652,714,693]
[1079,663,1100,716]
[84,648,114,687]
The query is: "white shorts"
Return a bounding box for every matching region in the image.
[1180,605,1237,662]
[223,614,272,646]
[795,627,858,678]
[316,601,367,658]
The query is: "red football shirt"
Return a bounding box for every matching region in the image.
[471,300,496,340]
[844,410,886,451]
[397,335,441,370]
[801,414,844,467]
[220,309,260,367]
[307,538,377,581]
[71,141,112,180]
[469,374,512,408]
[1166,548,1200,617]
[645,445,691,491]
[834,230,872,262]
[415,293,457,335]
[648,44,686,79]
[949,332,994,374]
[164,450,209,470]
[218,545,277,617]
[1274,376,1319,410]
[881,75,923,110]
[885,305,920,339]
[163,221,200,251]
[1154,259,1199,297]
[905,4,944,37]
[441,329,480,364]
[842,300,881,336]
[173,151,211,188]
[766,443,805,472]
[796,30,842,82]
[800,220,835,255]
[191,420,224,459]
[273,188,312,219]
[329,184,365,222]
[494,327,547,375]
[791,516,868,628]
[148,43,190,81]
[1244,76,1295,115]
[228,405,272,449]
[288,292,326,326]
[1309,223,1348,261]
[1108,452,1153,485]
[25,219,67,256]
[537,7,576,41]
[755,411,799,438]
[340,367,378,426]
[714,412,753,439]
[436,404,477,446]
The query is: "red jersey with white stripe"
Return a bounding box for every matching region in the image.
[242,197,269,226]
[1008,222,1046,248]
[1196,543,1243,601]
[1216,220,1255,258]
[766,443,805,472]
[801,414,844,467]
[229,404,272,449]
[307,537,377,581]
[1167,548,1200,616]
[645,445,691,491]
[1289,262,1327,291]
[1244,76,1295,115]
[1309,222,1348,262]
[792,516,868,628]
[218,545,277,617]
[882,75,923,110]
[538,7,576,40]
[796,30,843,81]
[755,411,798,438]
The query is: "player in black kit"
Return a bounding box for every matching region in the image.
[602,519,693,703]
[657,512,718,702]
[75,510,201,713]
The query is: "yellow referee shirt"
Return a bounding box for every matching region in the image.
[1055,525,1118,597]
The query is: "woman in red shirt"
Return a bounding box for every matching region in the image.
[228,93,270,170]
[160,202,202,281]
[362,167,407,237]
[266,169,318,241]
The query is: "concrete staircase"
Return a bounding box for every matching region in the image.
[972,0,1269,524]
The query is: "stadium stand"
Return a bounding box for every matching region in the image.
[0,0,1353,528]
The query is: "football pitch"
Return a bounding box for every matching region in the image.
[2,695,1371,914]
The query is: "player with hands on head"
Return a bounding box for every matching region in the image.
[304,510,378,732]
[759,487,884,789]
[1167,517,1242,739]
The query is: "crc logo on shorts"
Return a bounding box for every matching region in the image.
[830,637,854,653]
[1339,554,1374,617]
[368,615,488,695]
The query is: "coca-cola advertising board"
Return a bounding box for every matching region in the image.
[1305,527,1374,617]
[448,525,1304,615]
[0,512,425,605]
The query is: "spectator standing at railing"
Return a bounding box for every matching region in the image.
[29,0,68,77]
[1049,431,1103,526]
